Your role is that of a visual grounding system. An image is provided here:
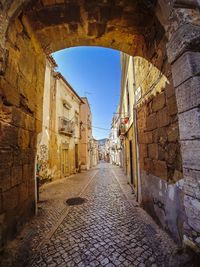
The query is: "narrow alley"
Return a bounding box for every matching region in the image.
[1,163,194,267]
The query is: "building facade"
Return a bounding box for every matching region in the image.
[80,97,93,170]
[98,139,108,161]
[37,57,83,184]
[89,137,99,168]
[118,52,184,244]
[109,108,121,166]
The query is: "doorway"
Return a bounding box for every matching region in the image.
[62,148,69,176]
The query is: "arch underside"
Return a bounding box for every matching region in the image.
[19,0,166,62]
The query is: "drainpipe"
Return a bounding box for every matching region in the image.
[132,57,141,204]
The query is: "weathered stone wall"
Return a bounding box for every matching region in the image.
[137,79,182,184]
[134,36,184,242]
[166,4,200,248]
[0,14,46,247]
[0,0,199,250]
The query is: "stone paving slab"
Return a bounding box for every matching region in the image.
[1,163,196,267]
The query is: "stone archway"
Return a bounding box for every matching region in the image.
[0,0,200,250]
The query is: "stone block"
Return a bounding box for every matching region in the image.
[152,129,158,143]
[178,108,200,140]
[144,158,153,173]
[11,166,23,187]
[173,170,183,182]
[10,107,21,127]
[18,128,30,150]
[167,123,179,142]
[157,107,170,128]
[24,114,35,132]
[139,157,144,170]
[0,149,12,167]
[167,24,200,64]
[157,127,168,145]
[0,168,11,192]
[146,113,157,131]
[152,92,165,112]
[158,145,165,161]
[167,95,178,116]
[139,144,147,158]
[184,195,200,232]
[19,182,29,203]
[181,140,200,170]
[100,6,111,21]
[138,131,153,144]
[172,52,200,88]
[176,76,200,113]
[147,143,158,159]
[137,106,147,130]
[3,186,19,211]
[88,22,106,37]
[69,23,78,33]
[165,80,175,99]
[184,168,200,199]
[28,179,35,198]
[0,104,13,124]
[65,4,81,22]
[0,78,20,106]
[13,150,25,166]
[165,143,178,165]
[0,122,18,148]
[42,0,56,5]
[153,160,168,180]
[111,6,123,21]
[0,193,2,213]
[23,164,35,182]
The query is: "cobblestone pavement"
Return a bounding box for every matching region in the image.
[1,163,195,267]
[1,168,98,267]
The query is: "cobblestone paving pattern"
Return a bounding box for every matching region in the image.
[29,163,183,267]
[1,169,98,267]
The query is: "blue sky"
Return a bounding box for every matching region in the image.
[53,47,121,140]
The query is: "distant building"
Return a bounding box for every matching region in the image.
[37,57,83,183]
[90,137,99,167]
[98,138,107,160]
[80,97,93,170]
[109,106,121,166]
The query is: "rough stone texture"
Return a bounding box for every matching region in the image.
[178,108,200,140]
[175,76,200,113]
[0,13,46,248]
[137,83,182,184]
[172,52,200,88]
[0,0,199,252]
[140,170,185,244]
[167,23,200,64]
[135,51,183,241]
[0,0,172,249]
[181,140,200,171]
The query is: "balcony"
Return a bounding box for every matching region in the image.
[59,116,75,136]
[118,122,126,136]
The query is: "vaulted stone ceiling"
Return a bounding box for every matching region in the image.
[21,0,164,58]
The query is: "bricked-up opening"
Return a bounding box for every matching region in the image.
[0,0,200,251]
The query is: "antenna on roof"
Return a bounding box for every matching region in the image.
[84,91,92,96]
